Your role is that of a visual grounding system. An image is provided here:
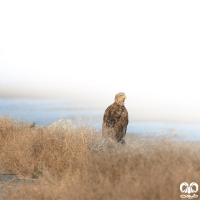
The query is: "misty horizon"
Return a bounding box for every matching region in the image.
[0,51,200,123]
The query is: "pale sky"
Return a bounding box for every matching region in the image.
[0,51,200,122]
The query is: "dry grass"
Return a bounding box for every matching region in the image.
[0,116,200,200]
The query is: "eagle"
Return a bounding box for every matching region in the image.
[102,92,128,144]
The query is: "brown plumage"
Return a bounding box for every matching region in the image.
[102,92,128,143]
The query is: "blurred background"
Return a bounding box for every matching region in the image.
[0,0,200,140]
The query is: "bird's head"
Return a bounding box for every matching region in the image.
[115,92,127,105]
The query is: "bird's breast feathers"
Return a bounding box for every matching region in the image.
[103,103,128,125]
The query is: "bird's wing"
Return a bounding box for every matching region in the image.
[103,103,122,128]
[114,107,128,141]
[122,108,128,133]
[103,103,128,141]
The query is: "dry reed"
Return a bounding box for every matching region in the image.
[0,116,200,200]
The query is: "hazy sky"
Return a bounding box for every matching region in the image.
[0,51,200,111]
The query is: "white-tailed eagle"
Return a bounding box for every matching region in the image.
[102,92,128,144]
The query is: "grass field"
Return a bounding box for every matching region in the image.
[0,116,200,200]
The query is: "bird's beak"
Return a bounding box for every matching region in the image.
[121,95,127,99]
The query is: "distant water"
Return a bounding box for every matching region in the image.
[0,98,200,141]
